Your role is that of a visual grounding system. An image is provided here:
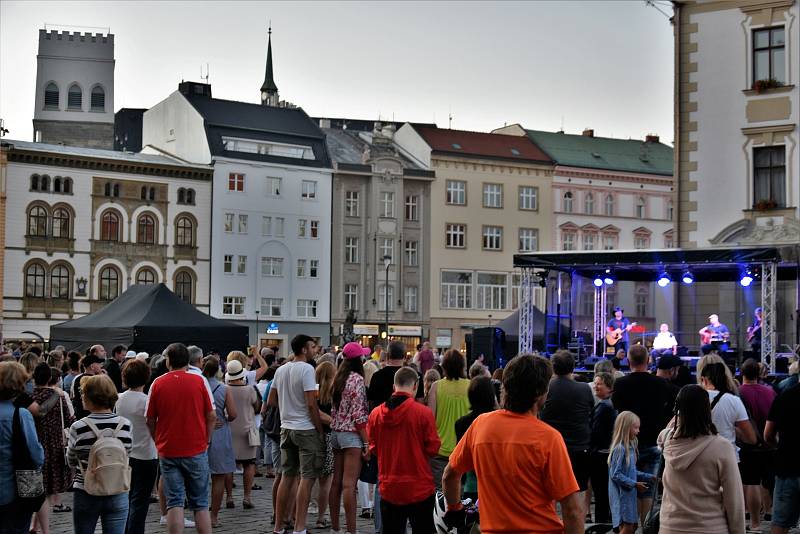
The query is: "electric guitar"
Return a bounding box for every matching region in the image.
[747,323,761,343]
[606,322,637,347]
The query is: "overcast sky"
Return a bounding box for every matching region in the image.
[1,1,675,143]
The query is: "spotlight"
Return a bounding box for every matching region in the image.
[740,270,754,287]
[681,271,694,285]
[657,272,672,287]
[603,269,614,285]
[593,276,604,287]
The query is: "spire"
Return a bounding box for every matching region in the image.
[260,23,278,106]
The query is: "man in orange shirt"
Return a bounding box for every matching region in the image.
[443,354,584,534]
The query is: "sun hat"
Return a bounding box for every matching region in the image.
[225,359,246,382]
[341,342,370,360]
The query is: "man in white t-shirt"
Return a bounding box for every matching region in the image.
[651,323,678,361]
[267,335,325,534]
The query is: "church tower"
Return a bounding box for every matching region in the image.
[260,25,279,107]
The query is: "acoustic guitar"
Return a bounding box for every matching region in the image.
[606,322,637,347]
[700,328,730,345]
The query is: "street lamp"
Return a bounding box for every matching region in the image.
[383,255,391,339]
[254,309,260,348]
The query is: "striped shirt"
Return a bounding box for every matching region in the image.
[67,413,132,490]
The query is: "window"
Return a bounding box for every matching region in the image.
[27,206,48,236]
[441,271,472,309]
[664,232,674,248]
[100,211,120,241]
[753,27,785,84]
[261,298,282,317]
[518,228,538,252]
[298,219,307,238]
[91,86,105,112]
[268,177,282,197]
[52,208,70,238]
[301,180,317,199]
[275,217,284,237]
[222,136,314,159]
[345,191,359,217]
[310,220,319,238]
[140,186,147,200]
[446,180,466,205]
[446,223,466,248]
[519,186,538,210]
[228,173,245,192]
[636,197,646,219]
[345,237,359,263]
[584,193,595,215]
[344,284,358,311]
[297,259,307,277]
[148,187,155,202]
[262,216,272,236]
[223,254,233,274]
[99,266,120,301]
[404,241,419,266]
[136,268,156,285]
[603,233,617,250]
[667,200,674,221]
[175,216,194,246]
[636,288,649,318]
[175,271,193,303]
[104,182,111,197]
[237,255,247,275]
[754,146,786,208]
[50,265,70,298]
[380,238,393,263]
[185,189,195,205]
[378,285,394,312]
[113,184,120,198]
[223,296,245,315]
[137,214,156,244]
[634,233,651,249]
[483,183,503,208]
[224,213,234,233]
[405,195,419,221]
[25,263,46,298]
[44,83,59,109]
[605,194,615,216]
[310,259,319,278]
[476,272,507,310]
[30,174,40,191]
[54,177,62,193]
[238,214,248,234]
[563,191,573,213]
[380,192,395,218]
[40,175,50,192]
[67,84,82,110]
[404,286,418,313]
[511,274,521,310]
[581,287,595,317]
[482,226,502,250]
[177,188,186,204]
[261,257,283,277]
[562,230,576,251]
[582,232,597,251]
[297,299,318,318]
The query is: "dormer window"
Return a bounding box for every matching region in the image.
[221,136,314,159]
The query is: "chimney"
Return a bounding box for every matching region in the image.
[645,134,660,143]
[582,128,594,137]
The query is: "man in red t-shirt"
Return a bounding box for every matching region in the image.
[443,354,584,534]
[146,343,216,534]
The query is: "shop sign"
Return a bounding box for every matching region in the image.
[388,325,422,337]
[353,324,380,335]
[266,322,280,334]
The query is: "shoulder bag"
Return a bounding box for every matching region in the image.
[12,407,46,512]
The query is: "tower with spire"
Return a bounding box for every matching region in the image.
[260,24,279,106]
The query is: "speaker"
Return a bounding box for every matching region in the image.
[776,355,790,374]
[470,328,495,369]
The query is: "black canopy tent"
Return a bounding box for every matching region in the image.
[50,284,249,355]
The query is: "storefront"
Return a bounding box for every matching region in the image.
[249,320,330,359]
[351,324,424,357]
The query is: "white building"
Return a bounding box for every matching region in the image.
[0,139,213,342]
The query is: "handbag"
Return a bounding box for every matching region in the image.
[358,455,378,484]
[59,392,70,463]
[248,424,261,447]
[12,406,46,511]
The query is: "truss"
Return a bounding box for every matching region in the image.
[761,262,777,372]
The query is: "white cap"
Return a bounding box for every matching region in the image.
[136,352,149,361]
[125,350,137,359]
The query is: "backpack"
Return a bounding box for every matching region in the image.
[79,419,131,496]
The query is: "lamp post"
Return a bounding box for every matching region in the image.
[254,309,260,348]
[383,255,391,339]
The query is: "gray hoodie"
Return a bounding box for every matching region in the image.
[660,434,745,534]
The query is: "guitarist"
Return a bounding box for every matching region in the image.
[747,307,763,356]
[606,307,634,355]
[699,314,730,355]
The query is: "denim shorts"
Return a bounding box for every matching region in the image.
[772,476,800,529]
[330,430,363,450]
[160,451,211,511]
[636,446,661,499]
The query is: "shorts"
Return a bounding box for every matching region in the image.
[636,446,661,499]
[160,452,210,511]
[738,449,772,486]
[236,458,256,465]
[280,428,325,479]
[567,449,590,492]
[331,430,363,450]
[772,476,800,529]
[269,437,282,474]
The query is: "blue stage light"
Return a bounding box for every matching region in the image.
[681,271,694,285]
[593,277,604,287]
[657,272,671,287]
[740,273,754,287]
[604,276,614,286]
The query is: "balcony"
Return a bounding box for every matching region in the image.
[22,297,74,317]
[25,235,75,256]
[173,245,198,263]
[90,240,168,262]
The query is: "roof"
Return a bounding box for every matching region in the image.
[524,129,673,176]
[412,125,552,164]
[322,128,424,170]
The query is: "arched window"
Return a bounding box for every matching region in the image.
[584,193,594,215]
[186,189,195,205]
[52,207,71,238]
[44,83,59,109]
[175,216,194,247]
[27,206,48,236]
[40,175,50,192]
[90,85,105,112]
[50,264,70,299]
[604,194,614,216]
[175,270,193,303]
[30,175,40,191]
[148,188,155,201]
[137,214,156,244]
[636,197,646,219]
[136,268,156,285]
[104,182,112,197]
[140,186,147,200]
[177,188,186,204]
[67,84,82,110]
[113,184,120,197]
[63,178,72,194]
[563,191,573,213]
[100,210,120,241]
[53,177,62,193]
[25,263,46,298]
[99,266,120,301]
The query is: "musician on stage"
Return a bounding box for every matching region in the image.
[607,307,634,355]
[651,323,678,360]
[699,314,730,355]
[747,307,763,356]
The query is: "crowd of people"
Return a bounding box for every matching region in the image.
[0,337,798,534]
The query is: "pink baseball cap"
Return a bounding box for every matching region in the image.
[342,342,370,360]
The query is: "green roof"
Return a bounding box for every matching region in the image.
[524,129,673,176]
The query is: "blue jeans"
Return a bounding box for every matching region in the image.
[160,451,210,511]
[126,458,159,534]
[773,476,800,529]
[72,490,129,534]
[636,446,661,500]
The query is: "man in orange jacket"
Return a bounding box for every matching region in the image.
[367,367,441,534]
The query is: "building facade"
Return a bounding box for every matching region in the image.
[0,139,212,342]
[32,29,115,149]
[324,122,435,352]
[674,0,800,348]
[395,125,553,351]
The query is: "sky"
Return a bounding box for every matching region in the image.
[0,1,675,144]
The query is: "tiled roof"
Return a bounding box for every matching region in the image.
[413,125,552,164]
[525,129,673,176]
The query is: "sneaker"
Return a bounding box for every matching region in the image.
[159,516,196,528]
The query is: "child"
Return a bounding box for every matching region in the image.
[608,411,656,533]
